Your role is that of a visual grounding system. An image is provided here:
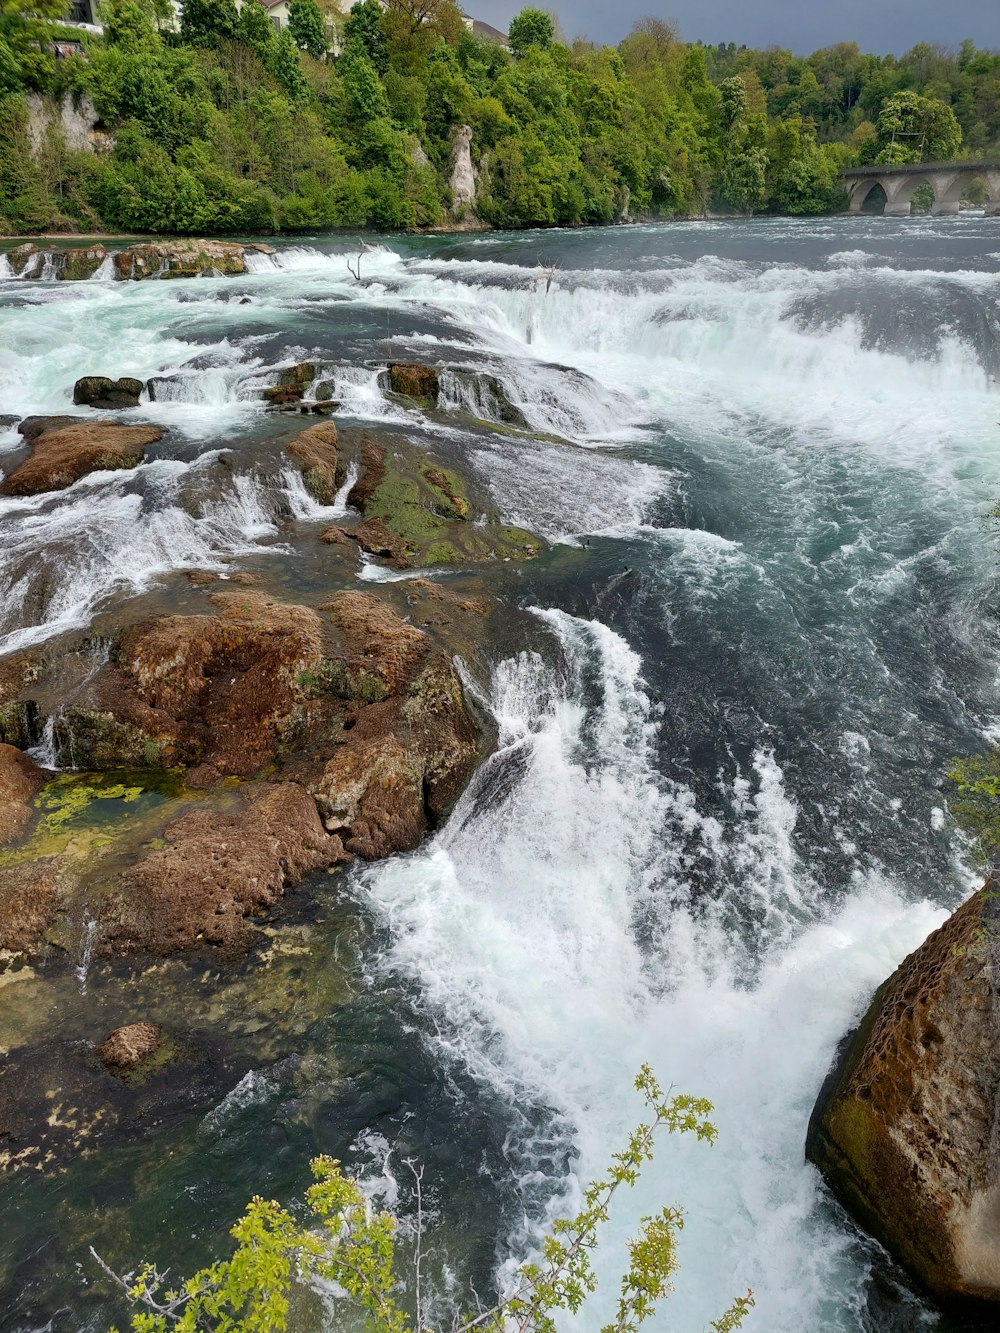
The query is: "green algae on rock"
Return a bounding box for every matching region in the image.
[346,438,543,566]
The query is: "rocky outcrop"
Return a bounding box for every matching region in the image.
[284,421,342,504]
[807,882,1000,1308]
[85,590,329,777]
[344,437,543,566]
[111,240,274,280]
[73,375,144,410]
[264,361,317,408]
[0,419,164,496]
[309,591,484,858]
[388,363,440,403]
[101,783,345,956]
[0,745,46,845]
[449,124,480,223]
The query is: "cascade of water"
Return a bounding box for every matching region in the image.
[75,911,98,995]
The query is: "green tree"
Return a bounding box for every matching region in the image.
[508,7,554,59]
[287,0,327,60]
[268,27,311,103]
[102,1067,753,1333]
[180,0,238,48]
[338,38,389,122]
[235,0,275,61]
[874,89,962,163]
[718,75,767,212]
[345,0,389,75]
[0,0,67,94]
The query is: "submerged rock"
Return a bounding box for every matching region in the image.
[96,1021,164,1077]
[0,419,164,496]
[807,882,1000,1308]
[73,375,144,410]
[264,362,317,408]
[284,420,342,504]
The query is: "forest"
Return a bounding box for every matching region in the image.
[0,0,998,236]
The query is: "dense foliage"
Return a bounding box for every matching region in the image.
[102,1067,753,1333]
[0,1,998,235]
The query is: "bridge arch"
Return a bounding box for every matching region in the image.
[843,163,1000,216]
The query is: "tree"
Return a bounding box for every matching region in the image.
[100,1068,753,1333]
[508,7,554,59]
[345,0,389,75]
[179,0,238,47]
[287,0,327,60]
[718,75,767,212]
[268,27,311,102]
[338,38,389,121]
[874,90,961,163]
[235,0,275,61]
[0,0,66,94]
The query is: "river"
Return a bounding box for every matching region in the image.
[2,216,999,1331]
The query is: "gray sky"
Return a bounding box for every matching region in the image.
[472,1,1000,55]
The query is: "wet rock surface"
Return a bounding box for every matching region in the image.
[96,1021,165,1077]
[73,375,144,409]
[0,418,164,495]
[284,420,342,504]
[0,744,47,845]
[808,881,1000,1309]
[388,362,441,403]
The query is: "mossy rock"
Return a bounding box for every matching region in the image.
[359,448,543,566]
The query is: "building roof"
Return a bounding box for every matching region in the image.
[472,18,507,44]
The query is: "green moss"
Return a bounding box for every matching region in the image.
[946,748,1000,859]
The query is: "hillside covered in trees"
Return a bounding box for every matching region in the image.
[1,0,998,236]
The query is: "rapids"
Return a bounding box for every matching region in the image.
[2,215,1000,1331]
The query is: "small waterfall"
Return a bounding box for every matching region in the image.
[331,459,359,516]
[89,255,115,282]
[27,715,60,770]
[0,253,12,281]
[75,911,98,995]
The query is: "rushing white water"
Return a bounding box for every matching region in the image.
[360,610,954,1331]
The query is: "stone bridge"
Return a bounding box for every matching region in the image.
[840,162,1000,215]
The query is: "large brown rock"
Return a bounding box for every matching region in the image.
[110,240,274,281]
[807,882,1000,1308]
[100,782,345,956]
[311,592,484,859]
[99,590,328,776]
[284,421,341,504]
[0,859,59,957]
[0,420,164,496]
[0,744,46,845]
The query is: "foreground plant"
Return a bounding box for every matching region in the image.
[98,1066,753,1333]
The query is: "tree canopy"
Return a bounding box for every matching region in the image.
[0,3,995,237]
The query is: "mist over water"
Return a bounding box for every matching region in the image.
[2,215,1000,1330]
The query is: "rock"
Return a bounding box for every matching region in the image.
[352,519,411,566]
[100,783,346,955]
[0,654,40,749]
[345,438,542,566]
[96,1021,163,1076]
[9,243,43,278]
[284,421,342,504]
[264,362,317,407]
[0,744,47,845]
[94,590,329,776]
[388,363,440,402]
[0,859,59,957]
[311,399,339,414]
[60,245,108,281]
[807,882,1000,1308]
[109,239,271,281]
[310,592,484,858]
[73,375,145,409]
[320,526,351,545]
[449,124,479,223]
[0,420,164,496]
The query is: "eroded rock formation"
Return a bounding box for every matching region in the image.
[0,418,164,496]
[808,881,1000,1308]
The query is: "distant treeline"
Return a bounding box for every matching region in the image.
[0,0,997,236]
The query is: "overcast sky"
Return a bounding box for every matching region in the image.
[472,1,1000,56]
